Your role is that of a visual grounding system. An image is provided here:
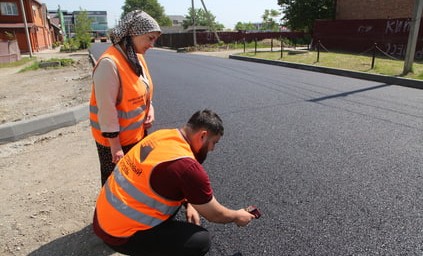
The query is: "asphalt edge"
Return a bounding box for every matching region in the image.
[229,55,423,90]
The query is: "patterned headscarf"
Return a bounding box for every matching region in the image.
[110,10,161,76]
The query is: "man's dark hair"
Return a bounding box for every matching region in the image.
[187,109,224,136]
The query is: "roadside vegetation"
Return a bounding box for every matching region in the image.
[0,57,34,69]
[196,39,423,81]
[18,58,75,72]
[187,38,423,80]
[239,49,423,80]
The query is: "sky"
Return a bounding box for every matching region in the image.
[40,0,281,30]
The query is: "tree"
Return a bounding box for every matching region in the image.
[74,9,92,49]
[122,0,172,26]
[234,22,257,31]
[261,9,281,31]
[183,7,224,31]
[278,0,335,33]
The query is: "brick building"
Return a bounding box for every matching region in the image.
[0,0,57,54]
[335,0,413,20]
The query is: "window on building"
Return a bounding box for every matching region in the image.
[1,2,18,16]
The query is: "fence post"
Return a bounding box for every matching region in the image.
[254,38,257,55]
[280,37,283,59]
[243,38,246,53]
[371,43,377,69]
[317,40,320,63]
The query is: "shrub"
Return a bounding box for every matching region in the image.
[61,38,79,52]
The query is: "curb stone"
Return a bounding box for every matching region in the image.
[0,103,89,144]
[229,55,423,90]
[0,50,95,144]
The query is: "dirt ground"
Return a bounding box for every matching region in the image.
[0,48,115,256]
[0,49,93,124]
[0,47,239,256]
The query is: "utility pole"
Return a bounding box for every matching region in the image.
[20,0,33,57]
[403,0,423,75]
[191,0,197,46]
[200,0,221,43]
[58,5,67,41]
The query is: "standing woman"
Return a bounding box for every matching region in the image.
[90,10,161,186]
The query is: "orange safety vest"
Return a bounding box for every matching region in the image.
[95,129,195,237]
[89,46,154,147]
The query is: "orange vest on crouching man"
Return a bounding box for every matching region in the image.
[95,129,195,237]
[89,46,154,147]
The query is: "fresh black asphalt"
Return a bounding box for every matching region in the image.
[145,50,423,255]
[5,44,423,255]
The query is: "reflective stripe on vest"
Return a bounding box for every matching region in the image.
[104,166,180,226]
[89,105,147,132]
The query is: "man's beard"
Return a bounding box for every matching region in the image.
[194,143,208,164]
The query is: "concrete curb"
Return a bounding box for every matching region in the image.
[0,51,96,144]
[0,103,88,144]
[229,55,423,90]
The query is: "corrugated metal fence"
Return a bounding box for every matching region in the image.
[157,31,307,49]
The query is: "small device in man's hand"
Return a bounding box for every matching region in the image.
[246,205,261,219]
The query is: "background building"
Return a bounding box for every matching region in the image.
[161,15,186,33]
[0,0,54,55]
[48,10,108,39]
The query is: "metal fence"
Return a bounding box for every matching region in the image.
[157,31,307,49]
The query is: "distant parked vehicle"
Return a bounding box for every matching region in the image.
[91,32,109,43]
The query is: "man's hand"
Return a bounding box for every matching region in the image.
[234,209,255,227]
[185,203,201,225]
[192,197,255,226]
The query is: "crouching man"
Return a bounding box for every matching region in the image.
[93,109,256,256]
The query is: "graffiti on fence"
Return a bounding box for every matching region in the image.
[313,18,423,57]
[357,25,373,33]
[385,42,423,59]
[357,19,411,35]
[385,19,411,34]
[385,43,407,57]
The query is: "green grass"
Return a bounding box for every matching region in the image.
[19,58,75,72]
[239,49,423,80]
[0,57,35,68]
[0,57,75,72]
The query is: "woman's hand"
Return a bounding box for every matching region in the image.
[108,137,124,163]
[143,104,155,129]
